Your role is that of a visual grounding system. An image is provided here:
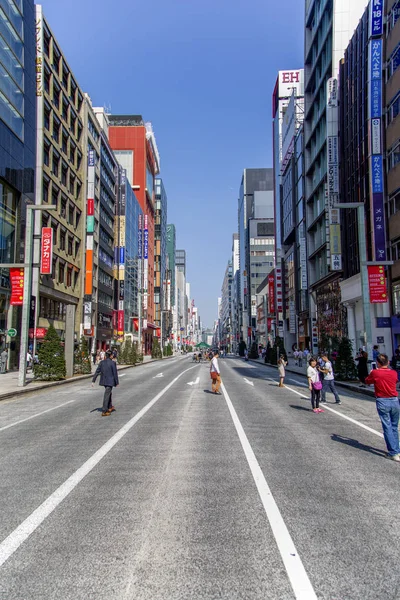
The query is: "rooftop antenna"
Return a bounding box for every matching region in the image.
[104,103,112,115]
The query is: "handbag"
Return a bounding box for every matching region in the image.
[210,371,218,380]
[312,380,322,390]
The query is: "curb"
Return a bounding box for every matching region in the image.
[0,356,175,402]
[248,359,376,399]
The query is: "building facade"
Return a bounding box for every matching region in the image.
[108,116,160,354]
[0,0,35,368]
[34,6,86,359]
[304,0,370,352]
[154,178,168,343]
[386,0,400,348]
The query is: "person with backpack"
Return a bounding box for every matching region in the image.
[307,357,323,413]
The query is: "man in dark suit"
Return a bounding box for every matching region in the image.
[92,350,119,416]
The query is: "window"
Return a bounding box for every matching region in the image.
[44,141,50,166]
[69,143,76,166]
[393,282,400,315]
[62,64,69,91]
[77,152,82,170]
[61,163,68,187]
[74,240,80,258]
[69,174,75,195]
[62,97,68,122]
[44,104,50,130]
[74,270,79,287]
[61,198,67,219]
[44,67,51,94]
[43,179,49,203]
[77,122,82,141]
[52,116,60,143]
[390,238,400,261]
[387,93,400,126]
[388,44,400,79]
[70,112,76,136]
[52,152,60,177]
[51,186,59,209]
[60,230,66,250]
[66,267,72,287]
[62,129,68,154]
[67,236,73,255]
[76,181,81,200]
[52,82,60,109]
[388,140,400,170]
[68,205,74,225]
[388,191,400,216]
[70,80,77,104]
[58,262,65,284]
[53,45,61,74]
[44,29,50,57]
[75,210,81,228]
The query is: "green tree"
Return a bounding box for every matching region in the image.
[151,337,163,359]
[74,336,92,375]
[129,341,138,365]
[122,339,132,364]
[34,323,66,381]
[135,342,144,362]
[334,337,358,381]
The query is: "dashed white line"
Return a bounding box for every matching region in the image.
[0,399,78,432]
[0,365,197,568]
[221,381,318,600]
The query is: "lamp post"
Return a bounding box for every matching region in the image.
[18,204,57,387]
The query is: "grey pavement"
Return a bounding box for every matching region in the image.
[0,355,399,599]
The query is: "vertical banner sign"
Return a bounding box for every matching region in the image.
[10,268,24,306]
[85,148,95,298]
[143,214,148,311]
[370,0,384,37]
[268,273,275,314]
[138,215,143,328]
[368,265,388,303]
[40,227,53,274]
[84,236,93,295]
[117,310,124,334]
[326,77,341,270]
[368,29,386,261]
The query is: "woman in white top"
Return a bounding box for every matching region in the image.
[210,350,221,394]
[307,357,323,413]
[277,356,287,387]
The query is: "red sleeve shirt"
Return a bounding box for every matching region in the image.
[365,368,398,398]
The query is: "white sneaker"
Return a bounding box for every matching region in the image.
[389,454,400,462]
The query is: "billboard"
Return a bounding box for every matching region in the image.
[40,227,53,274]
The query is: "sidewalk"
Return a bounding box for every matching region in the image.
[0,354,166,402]
[248,356,376,398]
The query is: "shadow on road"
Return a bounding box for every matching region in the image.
[289,404,311,412]
[331,434,386,458]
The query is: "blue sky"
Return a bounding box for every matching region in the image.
[39,0,304,328]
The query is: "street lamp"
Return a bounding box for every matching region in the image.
[19,204,56,386]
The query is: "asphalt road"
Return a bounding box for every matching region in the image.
[0,355,399,600]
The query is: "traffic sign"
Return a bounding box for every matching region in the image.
[8,328,17,337]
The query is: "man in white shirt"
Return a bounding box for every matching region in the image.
[320,353,341,404]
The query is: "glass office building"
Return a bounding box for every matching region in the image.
[0,0,35,354]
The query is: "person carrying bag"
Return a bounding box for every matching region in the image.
[307,357,323,413]
[210,350,221,395]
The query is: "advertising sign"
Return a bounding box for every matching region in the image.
[10,268,24,306]
[369,39,382,120]
[40,227,53,274]
[370,0,384,37]
[117,310,124,334]
[368,265,388,303]
[371,155,386,261]
[276,268,283,313]
[268,273,275,314]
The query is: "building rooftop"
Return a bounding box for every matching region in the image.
[108,115,144,126]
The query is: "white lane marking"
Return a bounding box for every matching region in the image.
[0,365,197,568]
[266,379,308,400]
[267,378,384,439]
[187,377,200,386]
[153,373,164,378]
[243,377,254,387]
[288,378,308,387]
[0,400,77,433]
[119,374,126,377]
[221,381,318,600]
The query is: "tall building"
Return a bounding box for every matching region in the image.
[0,0,35,368]
[34,6,86,369]
[338,2,392,355]
[108,116,160,354]
[386,0,400,348]
[279,89,307,350]
[304,0,370,351]
[166,224,176,310]
[238,168,274,347]
[220,261,233,351]
[154,178,168,342]
[231,233,240,353]
[176,249,186,275]
[81,100,117,351]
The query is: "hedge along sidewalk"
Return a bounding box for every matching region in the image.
[0,356,174,402]
[248,357,377,399]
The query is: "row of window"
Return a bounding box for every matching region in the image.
[42,213,81,259]
[43,141,83,194]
